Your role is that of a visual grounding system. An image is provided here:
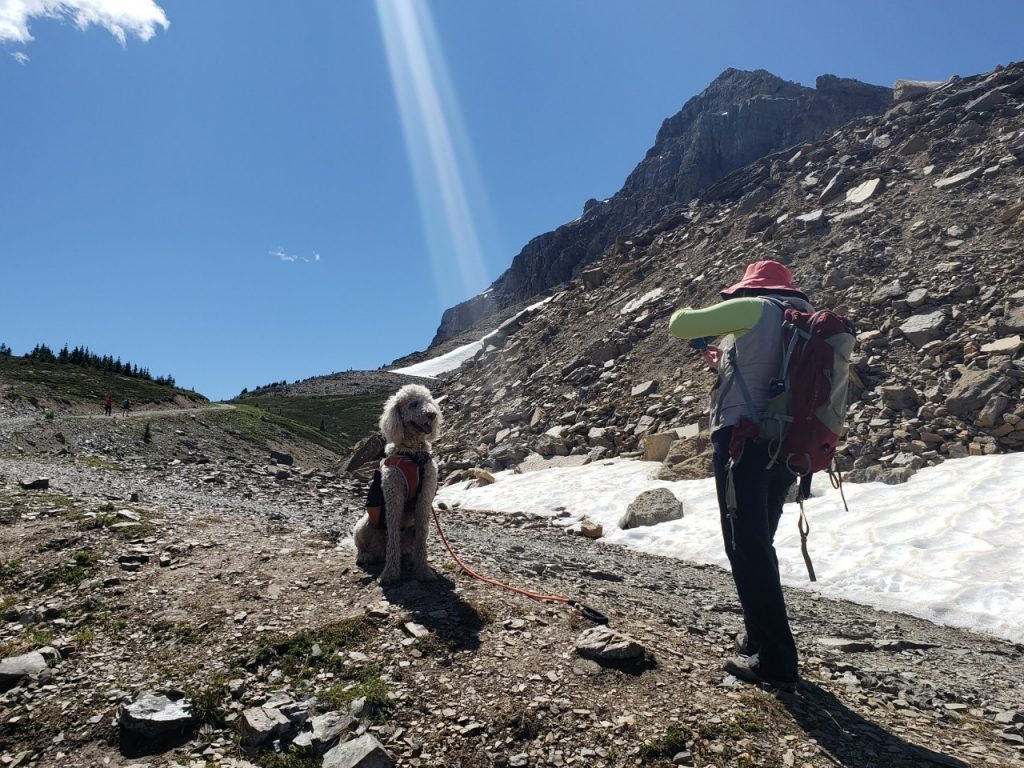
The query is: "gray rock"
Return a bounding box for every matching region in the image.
[322,733,395,768]
[899,310,948,347]
[818,169,852,203]
[619,488,683,530]
[579,519,604,539]
[893,79,943,102]
[291,711,355,752]
[965,88,1004,113]
[631,380,658,397]
[878,385,921,411]
[868,282,901,307]
[945,370,1012,418]
[339,434,385,474]
[642,432,676,462]
[118,692,194,737]
[933,167,982,189]
[977,394,1012,428]
[576,626,644,661]
[0,651,47,690]
[270,450,294,465]
[240,705,293,747]
[845,178,882,205]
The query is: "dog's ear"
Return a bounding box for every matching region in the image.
[379,392,404,445]
[428,401,442,442]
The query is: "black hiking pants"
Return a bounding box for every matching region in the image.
[712,426,799,680]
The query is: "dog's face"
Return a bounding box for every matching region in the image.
[380,384,441,449]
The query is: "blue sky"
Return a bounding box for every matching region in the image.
[2,1,1022,400]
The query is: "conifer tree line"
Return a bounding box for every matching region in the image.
[0,342,176,387]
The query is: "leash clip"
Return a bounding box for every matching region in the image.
[569,600,609,625]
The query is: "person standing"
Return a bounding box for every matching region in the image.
[121,399,131,416]
[104,395,113,416]
[668,260,813,691]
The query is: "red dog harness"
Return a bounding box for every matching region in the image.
[366,452,430,529]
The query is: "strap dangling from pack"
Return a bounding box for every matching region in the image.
[725,458,738,551]
[797,495,817,582]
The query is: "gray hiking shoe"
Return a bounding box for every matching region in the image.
[723,654,797,692]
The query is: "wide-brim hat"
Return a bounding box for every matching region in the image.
[720,260,808,301]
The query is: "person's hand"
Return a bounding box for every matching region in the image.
[703,344,722,370]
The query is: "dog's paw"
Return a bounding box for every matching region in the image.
[379,567,400,586]
[414,565,438,582]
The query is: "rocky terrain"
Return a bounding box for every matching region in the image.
[1,406,1023,768]
[431,69,892,346]
[419,61,1024,489]
[3,59,1024,768]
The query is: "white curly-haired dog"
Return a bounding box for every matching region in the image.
[353,384,441,585]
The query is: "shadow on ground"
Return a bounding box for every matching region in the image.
[375,569,484,652]
[781,680,970,767]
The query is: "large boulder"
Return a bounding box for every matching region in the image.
[340,434,386,474]
[892,79,943,102]
[117,692,194,738]
[0,651,47,690]
[619,488,684,530]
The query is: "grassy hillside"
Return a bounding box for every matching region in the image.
[0,355,207,410]
[229,392,387,454]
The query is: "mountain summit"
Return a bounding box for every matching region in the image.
[430,68,891,345]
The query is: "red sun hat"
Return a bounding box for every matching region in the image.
[720,260,808,300]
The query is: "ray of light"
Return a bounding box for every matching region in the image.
[374,0,491,305]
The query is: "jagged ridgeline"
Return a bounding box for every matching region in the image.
[429,68,893,346]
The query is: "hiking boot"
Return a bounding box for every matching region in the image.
[723,655,797,692]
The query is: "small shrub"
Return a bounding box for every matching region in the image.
[639,727,690,761]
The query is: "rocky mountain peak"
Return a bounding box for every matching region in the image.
[427,60,1024,486]
[430,68,891,347]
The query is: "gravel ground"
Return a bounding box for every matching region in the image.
[1,411,1022,767]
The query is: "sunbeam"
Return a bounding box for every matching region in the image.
[374,0,491,306]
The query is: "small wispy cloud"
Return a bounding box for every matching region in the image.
[272,247,321,264]
[10,51,29,64]
[0,0,170,47]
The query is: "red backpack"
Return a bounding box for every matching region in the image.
[760,300,856,475]
[727,299,855,581]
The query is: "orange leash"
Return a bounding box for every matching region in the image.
[430,506,608,624]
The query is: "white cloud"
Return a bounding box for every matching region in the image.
[10,50,29,63]
[272,247,297,263]
[0,1,170,46]
[272,247,320,264]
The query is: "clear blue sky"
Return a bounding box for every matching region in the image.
[2,1,1022,400]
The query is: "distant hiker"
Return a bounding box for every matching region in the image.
[104,395,113,416]
[121,399,131,416]
[668,260,815,692]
